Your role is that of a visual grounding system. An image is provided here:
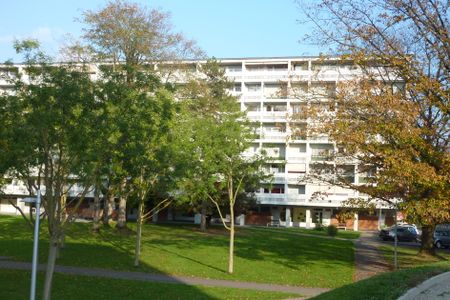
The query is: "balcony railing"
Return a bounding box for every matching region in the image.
[310,155,333,161]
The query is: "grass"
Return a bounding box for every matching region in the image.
[256,226,361,240]
[379,244,450,269]
[0,215,354,288]
[312,243,450,299]
[310,261,450,300]
[0,269,297,300]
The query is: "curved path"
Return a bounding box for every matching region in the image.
[0,260,329,299]
[353,231,390,281]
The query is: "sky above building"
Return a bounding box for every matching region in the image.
[0,0,322,62]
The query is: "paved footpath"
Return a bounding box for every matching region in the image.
[353,231,390,281]
[397,271,450,300]
[0,260,329,299]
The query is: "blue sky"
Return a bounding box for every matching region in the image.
[0,0,321,62]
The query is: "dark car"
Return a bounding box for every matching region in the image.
[379,225,419,242]
[434,230,450,249]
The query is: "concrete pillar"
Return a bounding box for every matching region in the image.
[353,212,359,231]
[378,209,384,230]
[238,214,245,226]
[194,213,201,224]
[285,207,292,227]
[305,208,312,229]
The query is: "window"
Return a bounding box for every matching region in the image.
[246,83,261,92]
[288,185,306,194]
[338,165,355,183]
[246,64,288,72]
[358,165,376,183]
[232,83,241,92]
[264,164,285,174]
[310,144,333,161]
[264,104,287,112]
[245,103,260,112]
[223,64,242,72]
[293,62,308,71]
[264,184,285,194]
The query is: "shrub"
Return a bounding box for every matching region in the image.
[327,224,338,237]
[314,222,324,231]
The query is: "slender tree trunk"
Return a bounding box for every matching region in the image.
[134,198,144,267]
[200,200,207,232]
[420,225,436,255]
[43,237,58,300]
[103,193,114,225]
[228,206,235,274]
[117,196,127,229]
[92,185,101,233]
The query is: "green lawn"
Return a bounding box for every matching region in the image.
[311,261,450,300]
[253,226,361,240]
[379,244,450,269]
[0,269,296,300]
[0,215,354,288]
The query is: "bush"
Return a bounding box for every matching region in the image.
[327,225,338,237]
[314,222,324,231]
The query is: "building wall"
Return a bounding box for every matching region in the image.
[0,57,391,231]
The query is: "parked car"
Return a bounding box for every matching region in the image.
[434,229,450,249]
[379,225,420,242]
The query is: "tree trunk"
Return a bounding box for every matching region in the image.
[43,238,58,300]
[92,186,101,233]
[420,225,436,255]
[134,198,144,267]
[117,196,127,229]
[200,200,207,232]
[228,207,235,274]
[103,193,114,225]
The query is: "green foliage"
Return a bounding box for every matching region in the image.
[326,225,338,237]
[176,59,270,211]
[314,223,324,231]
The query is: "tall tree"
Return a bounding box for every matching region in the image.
[0,40,98,300]
[80,0,202,72]
[178,60,269,273]
[78,0,203,230]
[299,0,449,254]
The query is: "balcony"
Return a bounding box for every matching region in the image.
[287,194,307,203]
[260,131,286,141]
[256,193,287,205]
[286,155,307,162]
[260,112,287,121]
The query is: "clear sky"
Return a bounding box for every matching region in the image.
[0,0,321,62]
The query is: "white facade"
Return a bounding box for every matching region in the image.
[218,57,382,228]
[0,57,390,229]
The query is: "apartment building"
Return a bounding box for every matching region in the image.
[0,57,394,230]
[217,57,393,231]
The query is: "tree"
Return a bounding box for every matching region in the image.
[299,0,449,254]
[0,40,98,300]
[78,0,203,230]
[80,0,202,71]
[178,60,269,273]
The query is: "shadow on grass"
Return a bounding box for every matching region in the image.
[0,215,220,299]
[311,261,450,300]
[0,215,354,288]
